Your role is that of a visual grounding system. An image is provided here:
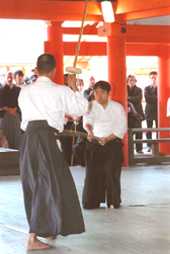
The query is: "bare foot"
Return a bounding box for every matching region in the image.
[26,233,51,250]
[110,205,114,209]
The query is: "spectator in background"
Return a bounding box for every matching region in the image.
[0,75,6,121]
[127,75,145,154]
[14,70,26,88]
[144,71,158,152]
[0,74,6,88]
[60,73,75,165]
[0,71,21,149]
[30,74,38,83]
[128,102,143,128]
[71,79,86,166]
[23,76,30,85]
[72,116,86,167]
[64,73,69,86]
[68,78,86,166]
[31,67,38,75]
[77,79,84,93]
[83,76,95,101]
[29,67,38,83]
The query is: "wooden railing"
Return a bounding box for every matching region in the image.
[128,128,170,166]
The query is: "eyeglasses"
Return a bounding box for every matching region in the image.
[129,79,137,83]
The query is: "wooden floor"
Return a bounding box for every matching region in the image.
[0,164,170,254]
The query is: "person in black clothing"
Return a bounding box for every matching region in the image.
[72,116,86,166]
[127,75,145,154]
[128,102,143,128]
[60,74,75,165]
[83,76,95,101]
[144,71,158,152]
[0,71,21,149]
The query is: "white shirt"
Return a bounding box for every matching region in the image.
[83,100,127,139]
[167,98,170,117]
[18,76,88,132]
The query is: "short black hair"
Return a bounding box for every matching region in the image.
[93,80,111,93]
[37,53,56,74]
[14,70,24,78]
[149,71,157,77]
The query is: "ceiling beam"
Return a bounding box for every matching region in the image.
[64,41,107,55]
[118,7,170,21]
[0,0,103,21]
[127,44,164,56]
[0,0,169,22]
[63,41,170,56]
[115,0,170,14]
[63,24,98,35]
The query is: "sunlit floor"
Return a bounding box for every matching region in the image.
[0,164,170,254]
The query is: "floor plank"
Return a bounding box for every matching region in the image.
[0,164,170,254]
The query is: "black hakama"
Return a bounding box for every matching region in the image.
[82,138,124,209]
[19,120,85,238]
[0,111,21,149]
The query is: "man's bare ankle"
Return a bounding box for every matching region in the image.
[26,233,51,250]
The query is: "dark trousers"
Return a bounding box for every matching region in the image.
[19,120,85,237]
[60,121,73,166]
[72,142,85,166]
[146,120,158,148]
[82,139,124,209]
[134,121,142,152]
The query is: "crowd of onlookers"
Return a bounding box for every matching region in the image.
[127,71,158,154]
[0,69,38,89]
[0,68,169,163]
[0,69,38,149]
[0,70,93,162]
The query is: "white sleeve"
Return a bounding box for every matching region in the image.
[113,104,127,139]
[64,89,88,117]
[83,102,94,129]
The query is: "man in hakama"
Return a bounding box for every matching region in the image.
[82,81,127,209]
[18,53,88,250]
[0,72,21,149]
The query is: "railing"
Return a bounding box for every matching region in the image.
[128,128,170,166]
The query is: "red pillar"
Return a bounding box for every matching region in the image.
[107,35,128,166]
[158,45,170,155]
[45,21,64,85]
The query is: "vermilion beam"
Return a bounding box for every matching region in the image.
[63,24,98,35]
[64,42,107,56]
[0,0,102,21]
[120,7,170,21]
[0,0,169,21]
[115,0,170,14]
[63,41,170,57]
